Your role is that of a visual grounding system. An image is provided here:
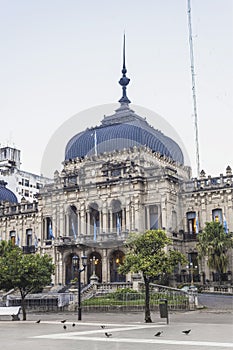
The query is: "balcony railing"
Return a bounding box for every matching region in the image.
[183,232,197,241]
[54,231,129,248]
[22,245,36,254]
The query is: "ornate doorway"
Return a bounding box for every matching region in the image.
[110,250,126,282]
[87,252,102,283]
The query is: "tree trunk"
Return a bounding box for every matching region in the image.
[218,271,222,286]
[144,275,152,323]
[21,295,27,321]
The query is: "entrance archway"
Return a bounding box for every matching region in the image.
[109,250,126,282]
[65,253,80,285]
[87,252,102,283]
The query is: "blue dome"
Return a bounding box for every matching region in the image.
[65,106,184,164]
[0,180,18,204]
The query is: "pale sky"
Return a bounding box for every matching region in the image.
[0,0,232,178]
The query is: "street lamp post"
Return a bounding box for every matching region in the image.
[90,256,99,283]
[186,262,197,286]
[72,254,87,321]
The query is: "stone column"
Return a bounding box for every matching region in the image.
[102,200,108,233]
[86,209,90,236]
[134,198,140,231]
[99,210,103,234]
[137,205,143,232]
[109,210,113,233]
[102,250,108,283]
[158,205,162,229]
[161,197,167,230]
[61,253,66,285]
[59,205,64,236]
[77,211,81,237]
[122,207,126,231]
[80,204,86,235]
[65,213,69,236]
[58,253,63,284]
[146,206,150,230]
[126,207,130,232]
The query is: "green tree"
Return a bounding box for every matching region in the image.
[0,240,55,320]
[197,222,233,283]
[118,230,187,323]
[0,239,14,256]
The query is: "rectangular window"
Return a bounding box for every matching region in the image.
[187,211,197,234]
[212,209,222,223]
[149,205,159,230]
[10,230,16,245]
[26,229,32,246]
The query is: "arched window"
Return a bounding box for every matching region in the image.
[111,200,122,234]
[89,203,100,240]
[69,205,78,239]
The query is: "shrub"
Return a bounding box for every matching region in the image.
[111,288,139,301]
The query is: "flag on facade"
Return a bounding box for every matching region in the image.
[49,223,55,239]
[34,234,38,248]
[195,213,199,234]
[94,131,97,156]
[116,213,121,235]
[71,219,77,239]
[223,214,228,233]
[91,131,98,156]
[16,234,20,246]
[93,218,97,241]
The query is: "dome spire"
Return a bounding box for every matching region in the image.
[118,34,131,105]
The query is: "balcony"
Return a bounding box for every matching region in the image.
[183,232,197,241]
[54,231,129,250]
[22,245,36,254]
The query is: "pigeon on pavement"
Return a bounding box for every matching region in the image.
[154,331,163,336]
[105,332,112,337]
[36,320,41,324]
[182,329,191,335]
[61,320,66,323]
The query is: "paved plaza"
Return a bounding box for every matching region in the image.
[0,308,233,350]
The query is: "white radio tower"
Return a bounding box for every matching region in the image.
[187,0,201,177]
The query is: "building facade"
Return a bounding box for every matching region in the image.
[0,50,232,288]
[0,146,52,202]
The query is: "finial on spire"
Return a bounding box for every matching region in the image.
[118,34,131,105]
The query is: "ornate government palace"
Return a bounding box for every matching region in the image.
[0,44,232,288]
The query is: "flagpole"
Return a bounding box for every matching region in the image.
[94,131,97,156]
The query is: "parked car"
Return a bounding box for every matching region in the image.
[180,285,198,293]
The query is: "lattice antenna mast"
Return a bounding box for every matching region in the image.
[187,0,200,177]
